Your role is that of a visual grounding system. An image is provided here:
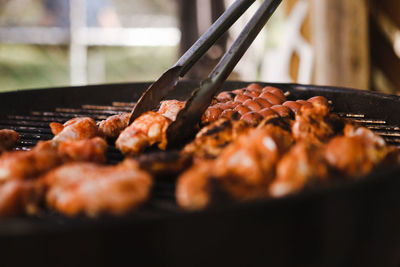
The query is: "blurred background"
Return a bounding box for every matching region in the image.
[0,0,398,94]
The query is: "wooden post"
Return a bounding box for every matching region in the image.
[311,0,370,90]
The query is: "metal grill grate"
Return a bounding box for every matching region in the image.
[0,101,399,213]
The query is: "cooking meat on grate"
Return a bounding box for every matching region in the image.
[44,159,152,217]
[50,117,100,143]
[183,118,250,159]
[0,129,20,153]
[98,113,130,139]
[116,111,171,156]
[325,124,388,177]
[98,100,185,140]
[269,142,330,197]
[176,125,294,209]
[58,137,108,164]
[0,179,43,218]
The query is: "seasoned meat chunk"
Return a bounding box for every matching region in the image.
[0,129,20,153]
[157,99,186,121]
[98,113,130,139]
[50,117,100,143]
[44,159,152,217]
[58,137,108,163]
[269,142,330,197]
[116,111,171,156]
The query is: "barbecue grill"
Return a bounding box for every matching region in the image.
[1,81,400,267]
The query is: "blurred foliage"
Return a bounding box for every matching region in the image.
[0,44,177,92]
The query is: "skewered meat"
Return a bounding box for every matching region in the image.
[44,159,152,217]
[50,117,100,143]
[202,84,286,124]
[0,179,44,218]
[269,142,330,197]
[183,118,250,159]
[0,141,61,181]
[116,111,171,156]
[157,99,186,121]
[325,125,387,177]
[292,100,343,143]
[58,137,108,164]
[98,113,130,139]
[0,129,20,153]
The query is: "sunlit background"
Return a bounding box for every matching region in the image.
[0,0,399,94]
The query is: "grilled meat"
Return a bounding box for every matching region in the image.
[269,142,330,197]
[0,129,20,153]
[44,159,152,217]
[116,111,171,156]
[212,125,294,200]
[183,118,250,159]
[0,179,44,218]
[325,125,387,177]
[50,117,100,143]
[0,141,61,181]
[98,113,130,139]
[292,100,343,143]
[157,99,186,121]
[58,137,108,164]
[176,161,213,210]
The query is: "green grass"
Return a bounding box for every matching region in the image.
[0,44,178,92]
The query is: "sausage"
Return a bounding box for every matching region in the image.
[259,92,282,105]
[283,101,302,114]
[244,90,260,98]
[232,88,245,95]
[265,87,286,102]
[234,104,252,115]
[246,83,263,92]
[241,112,264,126]
[308,96,329,107]
[213,103,230,111]
[253,97,273,109]
[220,109,241,120]
[234,94,252,103]
[243,99,263,112]
[270,105,293,118]
[202,107,223,124]
[224,101,240,109]
[259,108,279,119]
[216,91,235,102]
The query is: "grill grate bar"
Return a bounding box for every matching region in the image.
[0,119,52,128]
[7,115,66,123]
[81,104,132,112]
[112,101,135,107]
[31,111,109,120]
[56,107,126,115]
[337,113,365,118]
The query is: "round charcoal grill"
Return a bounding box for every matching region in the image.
[1,81,400,267]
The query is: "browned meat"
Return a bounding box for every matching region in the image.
[0,129,20,153]
[44,159,152,217]
[116,111,171,156]
[325,125,387,177]
[98,113,130,139]
[176,161,213,210]
[157,99,186,121]
[292,101,342,144]
[58,137,108,164]
[269,142,330,197]
[0,141,61,182]
[50,117,100,143]
[212,125,294,200]
[183,118,250,159]
[0,179,44,218]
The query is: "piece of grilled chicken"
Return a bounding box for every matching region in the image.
[50,117,100,143]
[0,129,20,153]
[0,179,43,218]
[324,124,388,177]
[183,118,250,160]
[44,159,152,217]
[176,125,294,210]
[98,113,131,139]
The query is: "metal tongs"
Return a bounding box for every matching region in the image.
[130,0,282,147]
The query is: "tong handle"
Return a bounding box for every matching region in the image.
[175,0,255,77]
[167,0,282,146]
